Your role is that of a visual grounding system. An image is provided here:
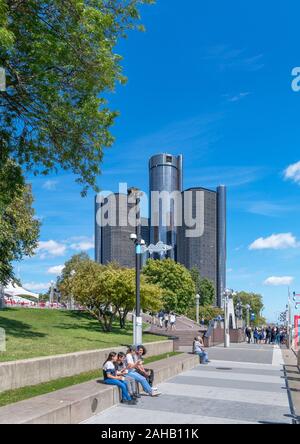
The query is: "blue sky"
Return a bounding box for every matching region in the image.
[18,0,300,322]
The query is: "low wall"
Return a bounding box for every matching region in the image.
[0,353,199,424]
[0,340,173,393]
[204,328,245,347]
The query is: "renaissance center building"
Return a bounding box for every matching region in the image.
[149,154,183,260]
[95,153,227,308]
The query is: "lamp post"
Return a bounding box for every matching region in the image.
[195,294,200,325]
[223,288,235,348]
[0,284,4,310]
[129,188,143,346]
[245,304,251,327]
[0,67,6,92]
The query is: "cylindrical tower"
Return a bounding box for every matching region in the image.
[95,195,102,263]
[217,185,227,308]
[149,154,183,259]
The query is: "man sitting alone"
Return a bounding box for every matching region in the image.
[193,335,209,364]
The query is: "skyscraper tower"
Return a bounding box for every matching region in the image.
[149,154,183,259]
[177,185,227,308]
[95,192,149,268]
[216,185,227,308]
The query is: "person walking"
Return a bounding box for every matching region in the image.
[169,313,176,331]
[253,328,259,344]
[158,310,164,329]
[245,326,252,344]
[265,326,272,344]
[164,312,170,331]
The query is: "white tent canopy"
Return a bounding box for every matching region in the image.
[4,282,39,299]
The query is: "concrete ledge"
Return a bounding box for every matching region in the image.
[0,353,199,424]
[0,340,173,393]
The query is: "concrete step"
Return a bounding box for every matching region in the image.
[0,353,199,424]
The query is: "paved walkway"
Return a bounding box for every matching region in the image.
[82,344,293,425]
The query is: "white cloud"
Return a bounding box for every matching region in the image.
[24,282,51,292]
[42,180,58,191]
[225,92,251,103]
[37,240,67,258]
[47,265,65,275]
[249,233,299,250]
[70,241,94,251]
[284,161,300,185]
[69,237,94,252]
[264,276,294,286]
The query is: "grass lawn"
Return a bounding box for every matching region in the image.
[0,352,181,407]
[0,308,165,362]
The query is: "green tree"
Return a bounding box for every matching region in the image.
[67,260,117,332]
[0,0,153,194]
[110,267,162,328]
[233,291,266,326]
[186,305,223,325]
[0,159,40,284]
[62,260,163,331]
[190,267,215,306]
[143,259,196,314]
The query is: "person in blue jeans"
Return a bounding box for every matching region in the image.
[125,347,161,397]
[103,352,136,405]
[193,336,209,364]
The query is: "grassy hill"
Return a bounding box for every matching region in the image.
[0,308,163,362]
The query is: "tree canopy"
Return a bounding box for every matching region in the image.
[190,267,215,306]
[234,291,266,326]
[0,0,153,194]
[143,259,196,314]
[59,258,162,331]
[0,159,40,284]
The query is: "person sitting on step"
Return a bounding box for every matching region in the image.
[125,346,161,397]
[193,335,209,364]
[102,352,136,405]
[115,352,141,401]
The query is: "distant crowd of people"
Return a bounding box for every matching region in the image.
[245,326,287,345]
[150,311,177,331]
[102,345,161,405]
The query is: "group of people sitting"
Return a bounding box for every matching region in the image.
[102,345,161,405]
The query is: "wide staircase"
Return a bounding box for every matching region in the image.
[143,314,206,351]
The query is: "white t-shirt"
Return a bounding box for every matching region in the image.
[103,361,116,377]
[170,315,176,323]
[125,353,136,369]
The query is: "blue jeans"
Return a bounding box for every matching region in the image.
[197,351,208,364]
[127,371,152,394]
[104,378,132,401]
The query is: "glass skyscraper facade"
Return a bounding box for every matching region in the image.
[149,154,183,260]
[177,186,226,308]
[94,153,226,308]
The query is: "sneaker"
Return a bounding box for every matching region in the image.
[134,393,141,398]
[152,387,158,391]
[121,399,137,405]
[151,391,161,397]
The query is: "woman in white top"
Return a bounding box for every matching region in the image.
[103,352,136,404]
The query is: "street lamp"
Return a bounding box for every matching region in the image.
[128,188,143,346]
[223,288,235,348]
[245,304,251,327]
[195,294,200,325]
[0,284,5,310]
